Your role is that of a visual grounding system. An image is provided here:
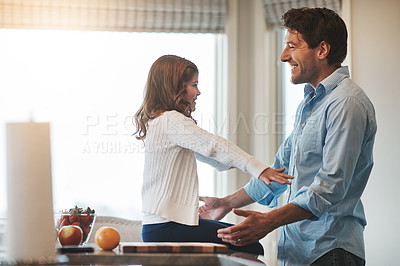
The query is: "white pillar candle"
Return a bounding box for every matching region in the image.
[6,122,57,263]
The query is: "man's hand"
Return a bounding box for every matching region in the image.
[217,204,313,246]
[258,167,294,185]
[199,196,231,220]
[216,209,278,246]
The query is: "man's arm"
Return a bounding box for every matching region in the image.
[217,203,313,246]
[199,166,292,220]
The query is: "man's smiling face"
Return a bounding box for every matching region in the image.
[280,29,321,88]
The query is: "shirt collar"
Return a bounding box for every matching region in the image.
[303,84,315,98]
[303,66,350,98]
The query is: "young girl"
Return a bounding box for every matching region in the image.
[134,55,293,255]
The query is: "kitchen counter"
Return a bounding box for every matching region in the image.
[0,244,269,265]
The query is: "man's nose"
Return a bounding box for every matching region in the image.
[280,46,290,62]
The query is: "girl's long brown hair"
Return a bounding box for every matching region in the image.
[134,55,198,140]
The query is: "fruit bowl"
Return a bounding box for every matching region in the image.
[55,206,96,246]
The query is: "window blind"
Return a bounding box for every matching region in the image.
[0,0,226,33]
[262,0,342,29]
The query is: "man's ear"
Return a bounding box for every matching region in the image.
[317,41,331,60]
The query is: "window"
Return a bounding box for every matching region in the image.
[0,29,219,219]
[277,30,304,141]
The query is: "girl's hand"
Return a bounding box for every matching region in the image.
[258,167,293,185]
[199,196,231,220]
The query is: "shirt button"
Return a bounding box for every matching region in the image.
[301,123,305,127]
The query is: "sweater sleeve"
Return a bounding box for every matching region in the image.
[164,111,267,178]
[195,152,231,171]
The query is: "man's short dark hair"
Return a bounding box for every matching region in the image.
[282,7,348,66]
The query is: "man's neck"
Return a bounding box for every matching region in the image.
[310,64,341,88]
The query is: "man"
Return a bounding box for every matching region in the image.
[199,7,376,265]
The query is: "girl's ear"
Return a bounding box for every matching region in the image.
[317,41,331,60]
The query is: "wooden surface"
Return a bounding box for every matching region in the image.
[119,242,229,254]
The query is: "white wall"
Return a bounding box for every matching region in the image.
[350,1,400,265]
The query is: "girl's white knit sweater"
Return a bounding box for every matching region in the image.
[141,110,268,226]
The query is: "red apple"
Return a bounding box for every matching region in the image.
[58,225,83,246]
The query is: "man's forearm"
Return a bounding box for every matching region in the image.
[222,188,255,209]
[269,203,313,228]
[221,189,313,228]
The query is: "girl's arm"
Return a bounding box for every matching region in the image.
[165,111,292,185]
[195,152,232,171]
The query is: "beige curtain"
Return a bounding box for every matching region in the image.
[0,0,226,33]
[262,0,342,29]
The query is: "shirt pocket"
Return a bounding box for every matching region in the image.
[298,118,318,152]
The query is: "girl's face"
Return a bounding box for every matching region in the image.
[184,73,200,111]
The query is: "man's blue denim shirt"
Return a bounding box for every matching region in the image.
[244,66,377,265]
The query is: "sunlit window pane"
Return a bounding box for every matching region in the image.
[0,30,217,219]
[283,63,304,138]
[279,30,304,139]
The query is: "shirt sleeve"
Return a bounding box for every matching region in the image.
[164,111,268,178]
[291,96,368,217]
[243,131,293,206]
[244,177,288,207]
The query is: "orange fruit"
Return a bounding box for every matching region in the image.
[95,226,120,250]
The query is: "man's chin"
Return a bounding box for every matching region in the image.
[291,77,306,85]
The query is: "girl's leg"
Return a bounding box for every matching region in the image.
[142,218,264,255]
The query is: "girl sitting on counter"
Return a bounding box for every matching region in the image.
[133,55,293,255]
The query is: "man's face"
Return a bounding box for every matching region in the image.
[281,30,321,88]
